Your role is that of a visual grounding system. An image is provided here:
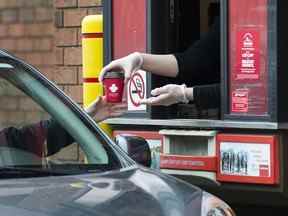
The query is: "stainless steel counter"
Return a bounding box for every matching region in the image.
[104,118,285,130]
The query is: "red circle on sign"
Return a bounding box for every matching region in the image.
[129,72,145,107]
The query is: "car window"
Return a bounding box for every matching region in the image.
[0,61,123,175]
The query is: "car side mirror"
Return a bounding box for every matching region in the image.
[115,135,151,167]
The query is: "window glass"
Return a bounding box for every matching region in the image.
[0,77,85,166]
[0,67,121,172]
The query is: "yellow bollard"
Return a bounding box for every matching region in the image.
[82,15,112,136]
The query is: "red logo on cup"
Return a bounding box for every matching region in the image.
[103,71,124,103]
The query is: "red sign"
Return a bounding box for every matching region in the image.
[128,72,145,107]
[216,134,279,185]
[160,155,217,172]
[229,0,268,116]
[231,89,249,113]
[235,30,260,80]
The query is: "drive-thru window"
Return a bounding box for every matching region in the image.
[102,0,288,208]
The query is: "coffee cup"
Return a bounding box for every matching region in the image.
[102,71,125,103]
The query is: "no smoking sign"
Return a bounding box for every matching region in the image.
[128,70,147,111]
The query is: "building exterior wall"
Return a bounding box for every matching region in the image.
[0,0,103,108]
[0,0,55,125]
[0,0,55,80]
[54,0,102,104]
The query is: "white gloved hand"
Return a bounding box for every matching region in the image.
[140,84,190,106]
[99,52,143,84]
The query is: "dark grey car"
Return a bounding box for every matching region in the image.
[0,49,235,216]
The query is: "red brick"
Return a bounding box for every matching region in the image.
[0,1,8,8]
[37,66,55,81]
[33,38,53,51]
[19,8,35,23]
[35,8,53,22]
[25,53,43,66]
[55,47,64,65]
[25,24,46,36]
[8,24,25,37]
[0,39,16,51]
[40,52,57,66]
[87,7,102,15]
[0,25,8,37]
[64,8,87,27]
[25,23,54,37]
[55,28,78,46]
[77,28,82,45]
[23,0,47,7]
[0,0,26,9]
[62,85,83,103]
[1,9,18,23]
[79,0,102,7]
[64,47,82,65]
[16,38,34,52]
[54,0,77,8]
[54,66,78,84]
[78,66,83,83]
[14,53,27,62]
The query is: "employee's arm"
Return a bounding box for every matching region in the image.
[174,16,220,86]
[100,17,220,86]
[192,83,220,109]
[140,83,220,110]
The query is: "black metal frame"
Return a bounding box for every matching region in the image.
[221,0,288,122]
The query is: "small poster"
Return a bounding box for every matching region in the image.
[216,134,279,185]
[235,29,260,80]
[220,142,270,177]
[127,70,147,111]
[231,89,249,113]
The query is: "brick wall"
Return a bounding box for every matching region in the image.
[54,0,102,104]
[0,0,103,105]
[0,0,55,126]
[0,0,55,80]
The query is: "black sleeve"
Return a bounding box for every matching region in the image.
[2,122,47,157]
[193,83,220,110]
[2,119,75,157]
[44,119,75,156]
[173,16,220,87]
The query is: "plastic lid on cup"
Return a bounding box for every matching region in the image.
[103,71,124,79]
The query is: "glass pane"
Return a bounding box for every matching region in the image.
[229,0,269,116]
[0,77,84,166]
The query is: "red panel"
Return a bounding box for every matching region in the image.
[229,0,268,115]
[160,155,217,171]
[112,0,146,59]
[216,134,279,185]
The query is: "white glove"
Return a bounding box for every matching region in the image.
[99,52,143,83]
[140,84,191,106]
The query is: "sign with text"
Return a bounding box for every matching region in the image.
[216,134,279,185]
[229,0,268,116]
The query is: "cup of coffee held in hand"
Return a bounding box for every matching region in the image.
[102,71,125,103]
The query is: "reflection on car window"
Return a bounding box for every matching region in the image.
[0,69,120,173]
[0,77,85,166]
